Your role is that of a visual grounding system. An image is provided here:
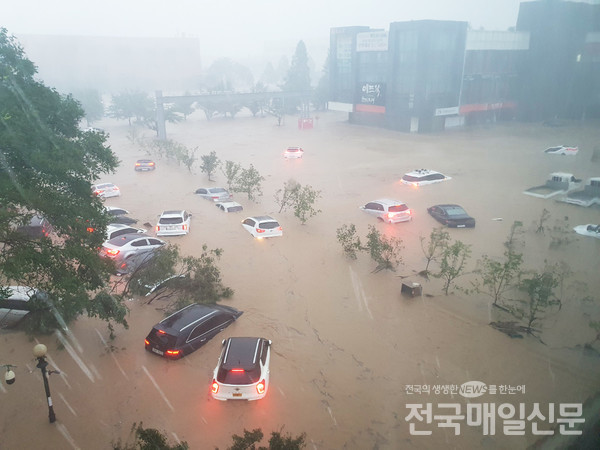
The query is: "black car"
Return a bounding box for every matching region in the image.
[427,204,476,228]
[16,215,53,239]
[144,304,243,359]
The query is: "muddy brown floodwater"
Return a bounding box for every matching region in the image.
[1,111,600,450]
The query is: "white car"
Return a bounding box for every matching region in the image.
[284,146,304,159]
[215,201,243,213]
[211,337,271,401]
[573,224,600,239]
[400,169,451,186]
[155,210,192,236]
[0,286,45,328]
[106,224,146,241]
[360,199,412,223]
[100,234,166,260]
[241,216,282,238]
[195,187,233,202]
[92,182,121,198]
[544,145,579,156]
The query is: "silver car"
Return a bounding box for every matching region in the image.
[100,234,166,274]
[195,187,232,202]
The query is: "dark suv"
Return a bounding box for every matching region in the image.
[17,215,53,239]
[144,304,243,359]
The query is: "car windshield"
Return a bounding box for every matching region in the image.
[401,175,421,182]
[209,188,227,193]
[388,204,408,212]
[147,329,177,348]
[159,217,183,224]
[217,366,261,384]
[259,221,279,229]
[445,207,467,216]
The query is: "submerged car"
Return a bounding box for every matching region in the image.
[360,199,412,224]
[16,215,53,239]
[544,145,578,156]
[283,146,304,159]
[105,207,138,225]
[105,224,146,241]
[427,204,476,228]
[0,286,45,328]
[241,216,282,238]
[145,304,243,359]
[216,201,243,213]
[573,224,600,239]
[155,210,192,236]
[401,169,451,186]
[92,182,121,198]
[211,337,271,401]
[135,159,156,171]
[100,234,166,271]
[195,187,233,202]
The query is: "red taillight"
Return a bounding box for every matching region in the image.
[278,226,282,231]
[105,248,120,257]
[211,196,219,200]
[211,380,219,394]
[135,163,141,166]
[155,226,160,232]
[256,380,266,395]
[387,213,394,219]
[166,350,180,357]
[182,224,187,230]
[144,339,149,345]
[231,368,244,373]
[94,190,103,196]
[157,329,166,334]
[256,228,265,233]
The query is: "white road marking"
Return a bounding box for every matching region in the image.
[142,365,175,412]
[349,266,374,319]
[327,406,338,426]
[171,432,180,443]
[51,333,95,382]
[201,416,208,424]
[278,387,286,397]
[58,392,78,416]
[95,328,129,380]
[56,423,81,450]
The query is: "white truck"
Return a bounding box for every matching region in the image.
[560,177,600,207]
[523,172,581,199]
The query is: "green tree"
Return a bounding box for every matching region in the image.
[283,41,311,113]
[283,41,311,92]
[274,179,301,213]
[434,240,472,295]
[293,185,321,225]
[336,224,362,260]
[73,88,104,125]
[0,28,125,333]
[313,50,330,110]
[232,164,264,201]
[516,270,560,335]
[200,150,221,181]
[222,428,306,450]
[112,423,188,450]
[108,90,154,126]
[170,92,195,120]
[419,227,450,276]
[221,160,242,190]
[365,225,403,272]
[123,244,233,314]
[475,251,523,305]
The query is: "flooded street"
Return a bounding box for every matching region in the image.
[2,111,600,449]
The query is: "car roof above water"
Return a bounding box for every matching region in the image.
[158,304,239,333]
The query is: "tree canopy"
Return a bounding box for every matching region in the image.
[0,28,126,333]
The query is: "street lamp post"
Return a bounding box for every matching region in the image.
[33,344,56,423]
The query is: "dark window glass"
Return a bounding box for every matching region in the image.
[388,204,408,212]
[243,219,255,226]
[130,239,147,247]
[259,221,280,229]
[148,239,163,245]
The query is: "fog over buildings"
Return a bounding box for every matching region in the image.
[2,0,524,94]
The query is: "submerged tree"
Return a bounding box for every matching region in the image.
[221,160,242,191]
[516,269,560,335]
[365,225,404,272]
[232,164,265,201]
[419,227,450,276]
[336,224,362,260]
[0,28,126,333]
[434,240,472,295]
[200,150,221,181]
